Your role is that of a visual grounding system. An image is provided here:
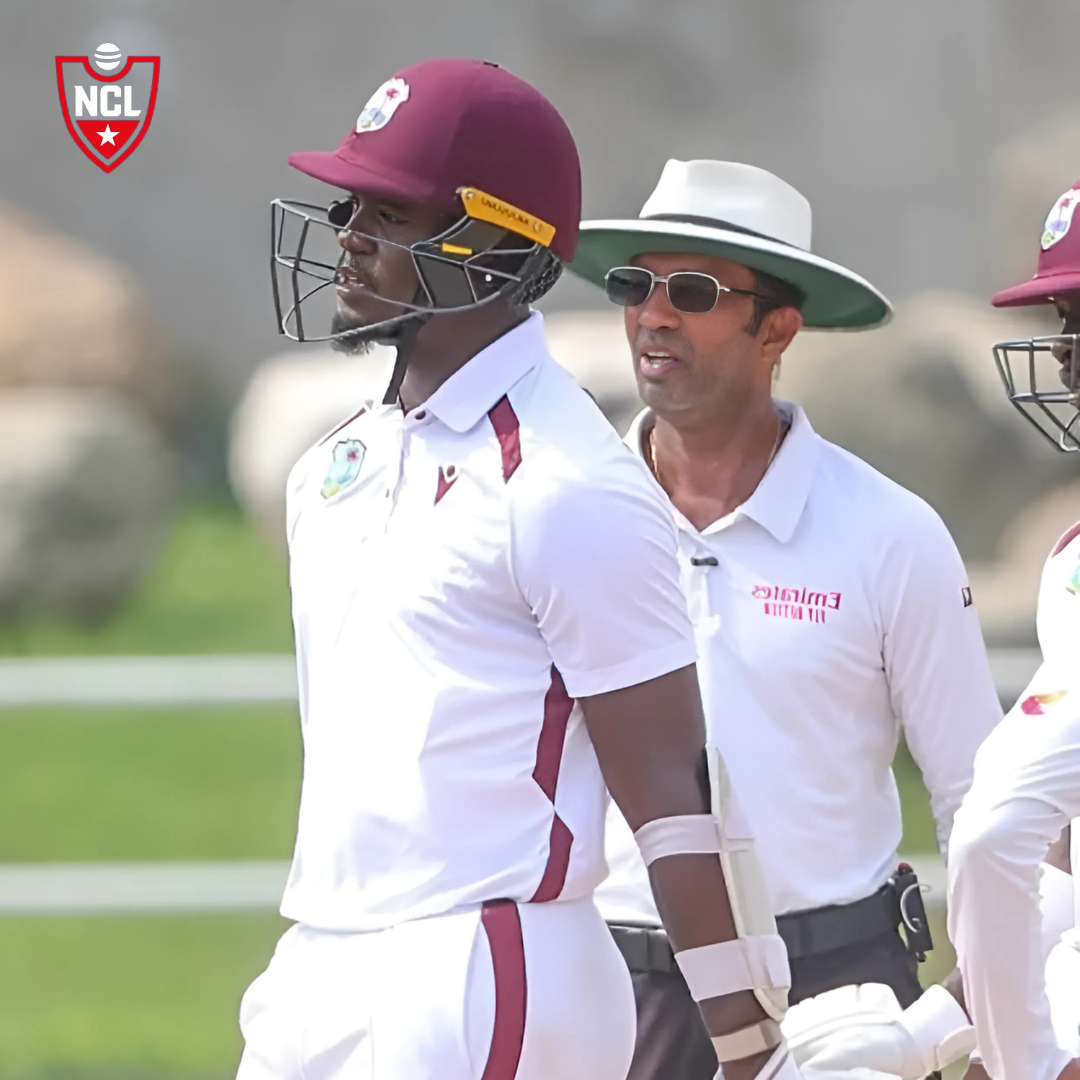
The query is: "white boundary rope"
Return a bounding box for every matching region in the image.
[0,649,1038,708]
[0,858,945,917]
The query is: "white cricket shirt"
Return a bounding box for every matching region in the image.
[949,520,1080,1080]
[279,313,696,932]
[597,404,1002,925]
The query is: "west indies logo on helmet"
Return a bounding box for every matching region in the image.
[992,179,1080,452]
[270,58,580,403]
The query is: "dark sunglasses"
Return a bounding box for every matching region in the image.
[604,265,771,314]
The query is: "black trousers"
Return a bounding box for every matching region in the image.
[625,929,922,1080]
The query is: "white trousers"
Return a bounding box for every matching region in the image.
[237,894,636,1080]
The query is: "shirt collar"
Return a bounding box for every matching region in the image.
[738,402,821,542]
[625,400,822,544]
[422,310,548,433]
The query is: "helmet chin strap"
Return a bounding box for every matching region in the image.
[382,311,430,406]
[376,267,519,406]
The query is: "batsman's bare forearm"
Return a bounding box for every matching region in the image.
[581,664,772,1080]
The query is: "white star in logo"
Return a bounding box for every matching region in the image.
[97,124,118,146]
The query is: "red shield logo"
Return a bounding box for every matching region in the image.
[56,49,160,173]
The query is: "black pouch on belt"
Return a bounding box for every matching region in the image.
[889,862,934,962]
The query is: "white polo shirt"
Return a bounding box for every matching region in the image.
[279,312,696,932]
[597,403,1002,925]
[949,520,1080,1080]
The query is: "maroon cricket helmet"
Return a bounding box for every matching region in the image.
[994,180,1080,307]
[288,58,581,262]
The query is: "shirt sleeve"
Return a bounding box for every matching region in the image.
[877,502,1003,853]
[509,467,697,699]
[948,683,1080,1080]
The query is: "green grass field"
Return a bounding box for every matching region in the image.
[0,499,945,1077]
[0,705,300,863]
[0,500,294,657]
[0,915,289,1080]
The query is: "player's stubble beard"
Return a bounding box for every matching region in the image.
[329,311,378,355]
[330,283,429,356]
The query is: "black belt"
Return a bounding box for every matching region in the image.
[609,922,677,974]
[776,881,900,961]
[610,868,928,975]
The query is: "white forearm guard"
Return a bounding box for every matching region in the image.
[633,744,790,1060]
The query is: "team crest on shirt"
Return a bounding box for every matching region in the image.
[1067,561,1080,596]
[321,439,366,499]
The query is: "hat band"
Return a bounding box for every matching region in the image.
[642,212,797,249]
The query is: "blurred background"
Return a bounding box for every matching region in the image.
[2,1,1079,1075]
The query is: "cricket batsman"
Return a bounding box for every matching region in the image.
[235,58,805,1080]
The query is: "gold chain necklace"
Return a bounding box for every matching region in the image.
[646,412,786,490]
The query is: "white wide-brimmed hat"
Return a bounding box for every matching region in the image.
[570,159,891,329]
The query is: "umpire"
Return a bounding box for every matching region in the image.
[570,160,1003,1080]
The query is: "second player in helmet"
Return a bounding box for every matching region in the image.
[948,178,1080,1080]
